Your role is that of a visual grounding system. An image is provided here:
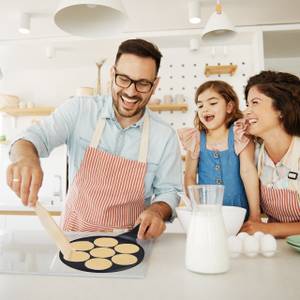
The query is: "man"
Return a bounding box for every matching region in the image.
[7,39,182,240]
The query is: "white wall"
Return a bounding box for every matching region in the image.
[264,57,300,77]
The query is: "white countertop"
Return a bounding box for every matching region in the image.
[0,232,299,300]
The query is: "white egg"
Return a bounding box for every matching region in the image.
[260,234,277,257]
[228,236,242,258]
[243,236,259,257]
[237,232,249,241]
[253,231,264,242]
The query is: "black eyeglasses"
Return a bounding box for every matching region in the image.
[114,68,155,93]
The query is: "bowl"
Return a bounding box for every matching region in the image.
[175,206,246,236]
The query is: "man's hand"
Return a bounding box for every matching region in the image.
[7,140,43,207]
[135,202,171,240]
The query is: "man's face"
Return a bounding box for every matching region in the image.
[111,53,159,121]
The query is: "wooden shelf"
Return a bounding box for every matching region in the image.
[147,103,188,112]
[0,107,55,116]
[204,64,237,77]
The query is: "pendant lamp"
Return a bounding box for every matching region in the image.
[202,0,235,39]
[54,0,127,37]
[19,13,31,34]
[188,1,201,24]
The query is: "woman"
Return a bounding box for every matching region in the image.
[241,70,300,238]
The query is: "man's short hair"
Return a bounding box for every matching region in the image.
[115,39,162,74]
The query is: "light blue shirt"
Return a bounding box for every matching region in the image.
[19,95,182,214]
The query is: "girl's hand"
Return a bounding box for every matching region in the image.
[240,220,269,235]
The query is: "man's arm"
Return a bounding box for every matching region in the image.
[137,129,182,240]
[7,140,43,206]
[7,97,80,206]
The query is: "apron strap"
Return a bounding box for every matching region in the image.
[257,143,264,178]
[89,113,150,163]
[138,113,149,163]
[90,118,106,148]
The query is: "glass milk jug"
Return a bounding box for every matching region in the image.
[185,185,230,274]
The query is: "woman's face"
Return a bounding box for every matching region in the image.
[196,88,233,131]
[245,86,282,138]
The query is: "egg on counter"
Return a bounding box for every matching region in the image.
[228,236,242,258]
[243,236,260,257]
[253,231,264,242]
[260,234,277,257]
[237,232,249,241]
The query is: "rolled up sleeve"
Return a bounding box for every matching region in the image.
[152,131,183,218]
[11,98,79,157]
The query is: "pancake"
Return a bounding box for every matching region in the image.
[90,247,115,258]
[111,254,138,266]
[70,241,94,251]
[85,258,112,271]
[94,237,119,247]
[114,243,140,254]
[64,251,90,262]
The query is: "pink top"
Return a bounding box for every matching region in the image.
[177,120,250,159]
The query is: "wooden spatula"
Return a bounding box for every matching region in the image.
[34,202,74,259]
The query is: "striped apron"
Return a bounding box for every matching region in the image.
[61,114,150,232]
[258,141,300,223]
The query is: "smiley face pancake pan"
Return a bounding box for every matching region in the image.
[59,226,144,273]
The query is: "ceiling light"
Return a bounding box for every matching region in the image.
[202,0,235,39]
[46,46,56,59]
[189,38,200,51]
[19,13,31,34]
[54,0,128,37]
[188,0,201,24]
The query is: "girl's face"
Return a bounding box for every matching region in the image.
[244,86,282,138]
[196,88,233,131]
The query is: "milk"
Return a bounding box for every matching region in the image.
[185,205,230,274]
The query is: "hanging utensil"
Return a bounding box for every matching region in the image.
[95,59,106,95]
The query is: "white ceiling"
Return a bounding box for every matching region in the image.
[1,0,300,70]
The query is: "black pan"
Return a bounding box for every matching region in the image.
[59,225,144,273]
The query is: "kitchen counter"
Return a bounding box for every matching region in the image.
[0,232,299,300]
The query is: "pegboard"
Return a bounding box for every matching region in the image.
[153,44,257,134]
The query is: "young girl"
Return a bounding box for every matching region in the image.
[178,80,260,221]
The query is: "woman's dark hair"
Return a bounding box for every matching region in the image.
[115,39,162,74]
[194,80,243,131]
[245,70,300,136]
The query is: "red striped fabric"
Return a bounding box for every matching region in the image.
[260,184,300,223]
[61,147,147,231]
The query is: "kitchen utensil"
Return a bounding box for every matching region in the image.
[59,225,145,273]
[286,241,300,252]
[0,93,20,109]
[287,235,300,247]
[34,202,74,259]
[185,185,230,274]
[95,59,106,95]
[175,205,246,236]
